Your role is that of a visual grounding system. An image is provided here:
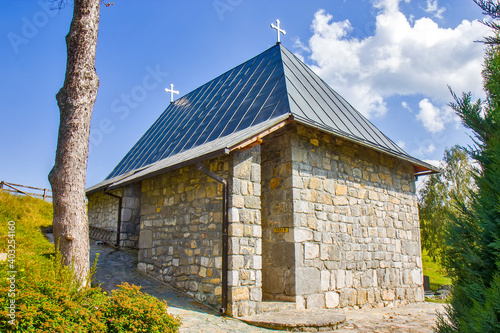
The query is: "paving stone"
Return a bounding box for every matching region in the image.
[242,309,346,331]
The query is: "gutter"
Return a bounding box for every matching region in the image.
[103,190,122,248]
[196,162,228,315]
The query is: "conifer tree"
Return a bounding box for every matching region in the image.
[436,1,500,331]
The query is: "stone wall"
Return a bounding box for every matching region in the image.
[120,183,141,248]
[261,129,296,302]
[138,157,228,307]
[290,123,423,309]
[88,189,122,234]
[89,120,424,315]
[227,146,263,317]
[87,185,141,248]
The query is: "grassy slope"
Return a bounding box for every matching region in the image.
[422,249,451,291]
[0,191,182,332]
[0,190,54,258]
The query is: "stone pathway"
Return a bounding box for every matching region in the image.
[90,243,446,332]
[336,302,445,332]
[90,244,276,332]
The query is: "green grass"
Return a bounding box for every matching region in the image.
[0,190,181,332]
[0,190,54,258]
[422,249,452,291]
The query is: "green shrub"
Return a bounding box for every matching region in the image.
[106,283,181,333]
[0,252,109,332]
[0,191,182,332]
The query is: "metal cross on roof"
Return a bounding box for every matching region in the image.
[270,19,286,44]
[164,83,179,103]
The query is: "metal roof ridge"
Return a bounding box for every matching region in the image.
[276,44,436,173]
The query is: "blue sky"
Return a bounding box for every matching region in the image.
[0,0,488,190]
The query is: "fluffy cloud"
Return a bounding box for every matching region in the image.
[423,159,444,168]
[301,0,489,119]
[416,98,458,132]
[424,0,446,19]
[416,142,436,156]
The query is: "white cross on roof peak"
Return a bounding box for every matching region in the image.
[165,83,179,103]
[270,19,286,44]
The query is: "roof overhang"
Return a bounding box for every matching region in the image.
[291,116,440,177]
[86,114,291,195]
[87,113,439,196]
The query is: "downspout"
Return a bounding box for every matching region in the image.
[196,162,228,315]
[103,190,122,248]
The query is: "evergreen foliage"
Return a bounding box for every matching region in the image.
[436,2,500,331]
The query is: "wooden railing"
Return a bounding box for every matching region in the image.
[0,181,52,201]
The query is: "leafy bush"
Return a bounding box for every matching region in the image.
[106,283,181,333]
[0,191,181,332]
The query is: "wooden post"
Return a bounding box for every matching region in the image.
[43,189,47,201]
[0,181,4,190]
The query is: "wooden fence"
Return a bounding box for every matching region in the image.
[0,181,52,201]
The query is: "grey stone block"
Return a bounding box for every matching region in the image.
[295,267,320,295]
[138,229,153,249]
[306,293,325,309]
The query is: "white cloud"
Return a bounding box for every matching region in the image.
[396,140,406,149]
[423,159,445,168]
[402,101,412,112]
[416,98,458,133]
[415,142,436,156]
[301,0,489,119]
[424,0,446,19]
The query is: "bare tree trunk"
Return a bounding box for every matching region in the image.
[49,0,100,284]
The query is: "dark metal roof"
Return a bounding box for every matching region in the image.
[88,44,436,193]
[106,45,290,180]
[280,46,407,155]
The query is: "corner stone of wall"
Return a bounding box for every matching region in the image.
[261,129,296,302]
[120,183,141,248]
[227,145,263,317]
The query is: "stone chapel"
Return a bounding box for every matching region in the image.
[86,43,437,317]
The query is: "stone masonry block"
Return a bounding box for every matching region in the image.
[234,161,251,180]
[253,255,262,270]
[244,196,260,209]
[321,270,330,291]
[231,287,250,302]
[229,223,244,237]
[306,293,325,309]
[251,164,261,183]
[229,207,239,223]
[304,243,319,259]
[325,291,340,308]
[295,267,320,295]
[138,230,153,249]
[250,287,262,301]
[294,228,313,242]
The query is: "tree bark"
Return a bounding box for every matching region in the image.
[49,0,100,284]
